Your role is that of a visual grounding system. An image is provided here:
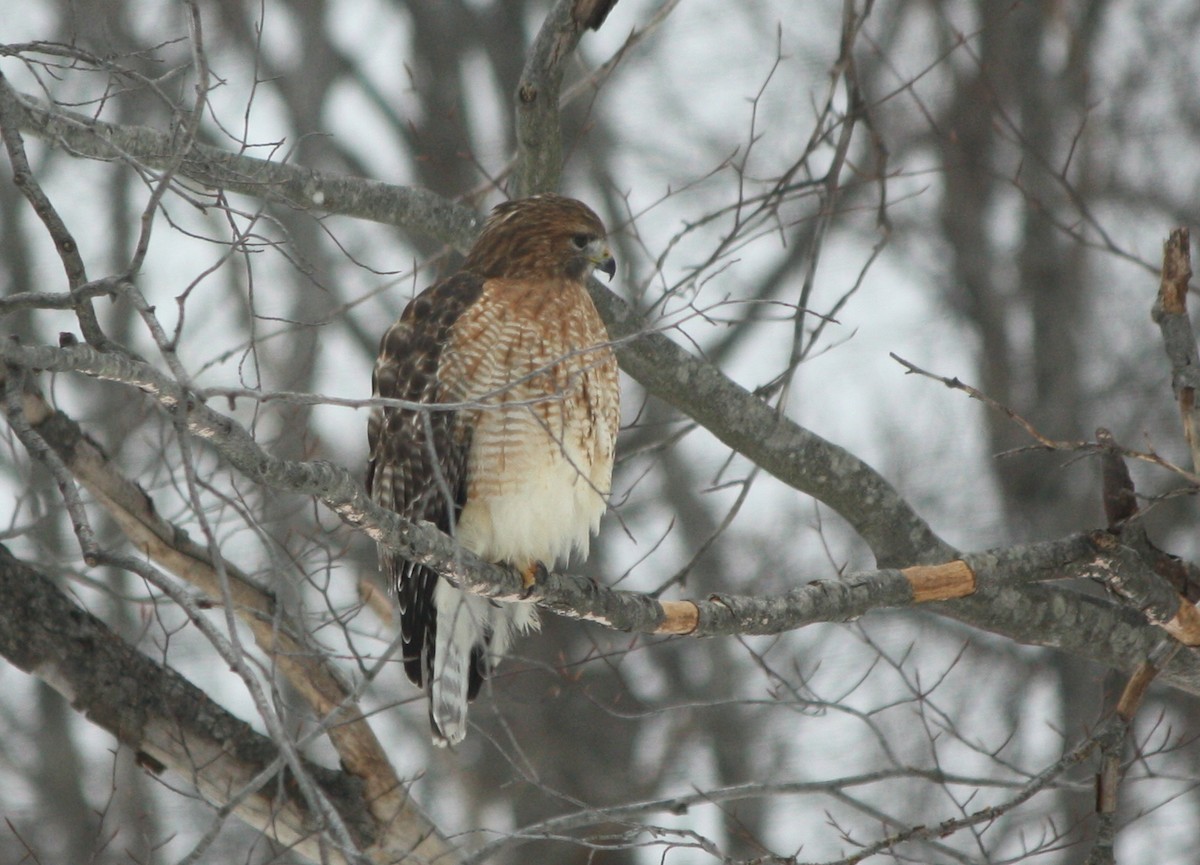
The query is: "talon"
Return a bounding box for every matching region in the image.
[520,561,549,598]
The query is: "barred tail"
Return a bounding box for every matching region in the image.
[430,580,488,747]
[428,577,542,746]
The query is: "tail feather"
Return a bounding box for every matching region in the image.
[429,644,474,747]
[431,580,489,746]
[429,579,540,746]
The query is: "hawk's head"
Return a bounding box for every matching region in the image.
[465,194,615,283]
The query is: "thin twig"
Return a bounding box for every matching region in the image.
[891,352,1200,486]
[0,70,110,347]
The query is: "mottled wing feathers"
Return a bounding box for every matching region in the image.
[367,271,485,691]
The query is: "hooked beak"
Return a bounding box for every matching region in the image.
[589,242,616,281]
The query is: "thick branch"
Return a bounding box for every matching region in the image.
[600,291,952,566]
[0,544,376,863]
[5,374,455,863]
[1088,530,1200,646]
[0,71,478,248]
[1152,227,1200,473]
[513,0,588,195]
[0,341,994,638]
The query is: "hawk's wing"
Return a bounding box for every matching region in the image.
[367,271,487,694]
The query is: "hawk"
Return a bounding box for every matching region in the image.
[367,194,620,746]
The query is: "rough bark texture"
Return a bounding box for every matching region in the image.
[0,545,380,863]
[7,378,454,861]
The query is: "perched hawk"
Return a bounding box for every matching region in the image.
[367,194,620,746]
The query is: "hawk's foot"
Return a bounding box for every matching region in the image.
[519,561,550,599]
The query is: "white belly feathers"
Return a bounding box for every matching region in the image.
[456,408,610,571]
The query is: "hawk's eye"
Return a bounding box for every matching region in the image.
[570,233,591,250]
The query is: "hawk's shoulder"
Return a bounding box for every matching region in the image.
[367,268,487,513]
[373,272,486,396]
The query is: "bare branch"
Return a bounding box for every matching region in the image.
[471,767,1041,863]
[1152,227,1200,474]
[0,545,378,864]
[1087,641,1179,865]
[841,713,1112,865]
[0,275,125,315]
[0,70,108,347]
[3,372,456,862]
[513,0,594,195]
[0,71,478,249]
[891,352,1200,486]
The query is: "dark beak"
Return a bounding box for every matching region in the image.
[596,254,616,281]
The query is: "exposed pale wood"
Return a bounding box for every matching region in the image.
[903,561,977,602]
[1157,228,1191,316]
[656,600,700,635]
[1162,599,1200,647]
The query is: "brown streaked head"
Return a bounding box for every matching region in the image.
[464,194,615,283]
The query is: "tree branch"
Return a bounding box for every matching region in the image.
[1152,227,1200,474]
[0,70,108,347]
[597,289,951,566]
[3,372,456,863]
[0,544,391,864]
[0,70,479,250]
[3,340,938,638]
[513,0,589,196]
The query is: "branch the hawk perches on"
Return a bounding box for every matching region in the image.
[367,194,620,746]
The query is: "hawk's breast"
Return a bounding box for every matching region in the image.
[440,277,619,569]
